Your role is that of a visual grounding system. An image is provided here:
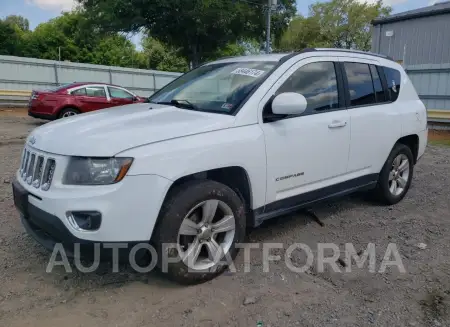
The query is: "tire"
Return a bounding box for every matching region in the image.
[58,107,80,119]
[152,179,246,285]
[372,143,414,205]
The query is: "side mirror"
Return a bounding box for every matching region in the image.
[272,92,307,116]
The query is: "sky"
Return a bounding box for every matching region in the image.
[0,0,437,48]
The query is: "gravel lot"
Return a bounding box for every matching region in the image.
[1,113,450,327]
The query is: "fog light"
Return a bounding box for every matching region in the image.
[66,211,102,231]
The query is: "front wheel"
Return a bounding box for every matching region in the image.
[372,143,414,205]
[152,180,246,285]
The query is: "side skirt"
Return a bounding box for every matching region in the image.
[252,174,378,227]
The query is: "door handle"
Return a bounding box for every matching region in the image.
[328,120,347,128]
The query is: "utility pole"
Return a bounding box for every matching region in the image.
[265,0,271,53]
[265,0,277,54]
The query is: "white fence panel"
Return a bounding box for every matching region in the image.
[0,55,182,105]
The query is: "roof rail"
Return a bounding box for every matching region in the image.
[280,47,394,62]
[315,48,394,60]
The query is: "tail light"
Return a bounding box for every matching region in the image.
[31,92,45,101]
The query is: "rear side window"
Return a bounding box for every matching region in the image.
[370,65,386,103]
[276,61,340,113]
[383,67,401,102]
[71,88,86,96]
[343,62,376,107]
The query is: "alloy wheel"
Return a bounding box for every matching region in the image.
[388,153,410,196]
[177,199,236,271]
[62,111,77,118]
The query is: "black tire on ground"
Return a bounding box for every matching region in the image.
[58,107,80,119]
[152,179,246,285]
[372,143,414,205]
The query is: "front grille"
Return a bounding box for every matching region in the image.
[19,147,56,191]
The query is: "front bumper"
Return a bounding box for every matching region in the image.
[19,201,138,261]
[12,172,172,257]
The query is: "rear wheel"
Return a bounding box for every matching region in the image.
[152,180,246,285]
[372,143,414,205]
[58,107,79,119]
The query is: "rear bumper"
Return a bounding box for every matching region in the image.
[28,111,56,120]
[417,128,428,162]
[28,99,57,120]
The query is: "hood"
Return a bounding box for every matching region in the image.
[27,103,236,156]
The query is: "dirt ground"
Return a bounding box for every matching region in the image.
[1,111,450,327]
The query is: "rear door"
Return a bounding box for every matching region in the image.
[107,86,136,107]
[339,58,401,176]
[73,86,111,112]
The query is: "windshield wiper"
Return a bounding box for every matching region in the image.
[157,99,198,110]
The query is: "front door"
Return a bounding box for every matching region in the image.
[260,58,351,209]
[76,86,111,112]
[107,86,136,107]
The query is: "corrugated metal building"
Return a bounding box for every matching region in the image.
[371,1,450,65]
[371,2,450,119]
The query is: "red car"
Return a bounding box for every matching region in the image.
[28,82,147,120]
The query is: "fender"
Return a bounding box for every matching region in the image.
[117,125,268,210]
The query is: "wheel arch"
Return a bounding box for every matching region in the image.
[160,166,254,228]
[396,134,419,164]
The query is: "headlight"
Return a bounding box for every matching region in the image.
[63,157,133,185]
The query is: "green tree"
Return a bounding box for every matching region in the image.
[22,11,141,68]
[207,42,246,61]
[279,0,391,51]
[311,0,391,50]
[141,36,189,72]
[0,19,24,56]
[91,34,138,67]
[278,16,327,51]
[77,0,296,66]
[4,15,30,32]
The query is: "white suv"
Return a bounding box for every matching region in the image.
[12,48,428,284]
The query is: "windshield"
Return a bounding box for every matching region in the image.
[148,61,278,114]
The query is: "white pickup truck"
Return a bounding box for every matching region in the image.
[12,48,427,284]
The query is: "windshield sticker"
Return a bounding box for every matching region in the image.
[221,103,234,110]
[230,68,266,78]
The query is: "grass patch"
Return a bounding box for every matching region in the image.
[428,129,450,147]
[429,139,450,146]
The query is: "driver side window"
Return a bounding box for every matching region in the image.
[108,87,134,99]
[275,61,340,114]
